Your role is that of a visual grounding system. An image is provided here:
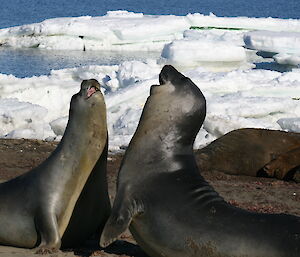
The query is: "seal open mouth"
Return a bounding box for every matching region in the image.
[86,85,100,99]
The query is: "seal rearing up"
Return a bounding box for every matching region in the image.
[0,79,110,250]
[100,65,300,257]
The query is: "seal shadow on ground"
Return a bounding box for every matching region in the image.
[72,240,148,257]
[104,241,148,257]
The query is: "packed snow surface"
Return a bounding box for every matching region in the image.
[1,61,300,150]
[244,31,300,65]
[0,11,300,150]
[1,11,300,66]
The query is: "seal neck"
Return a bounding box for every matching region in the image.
[120,125,198,176]
[46,97,107,175]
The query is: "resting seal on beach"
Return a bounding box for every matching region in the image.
[196,128,300,182]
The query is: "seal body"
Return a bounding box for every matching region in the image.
[0,79,110,249]
[60,140,111,248]
[100,65,300,257]
[197,128,300,181]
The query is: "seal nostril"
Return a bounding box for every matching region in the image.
[159,76,164,85]
[159,73,167,85]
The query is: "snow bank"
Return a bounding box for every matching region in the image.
[274,53,300,66]
[277,117,300,132]
[159,28,256,70]
[0,98,55,139]
[161,39,248,70]
[1,12,300,150]
[186,13,300,32]
[1,61,300,150]
[244,31,300,65]
[1,11,300,52]
[1,11,300,68]
[0,11,187,51]
[244,31,300,54]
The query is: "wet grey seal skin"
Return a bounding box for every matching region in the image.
[196,128,300,181]
[0,79,110,250]
[100,65,300,257]
[60,140,111,248]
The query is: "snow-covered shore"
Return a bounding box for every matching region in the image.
[1,11,300,65]
[0,11,300,150]
[1,61,300,150]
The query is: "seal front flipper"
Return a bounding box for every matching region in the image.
[100,190,143,247]
[35,210,61,251]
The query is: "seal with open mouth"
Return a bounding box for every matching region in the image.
[0,79,110,251]
[100,66,300,257]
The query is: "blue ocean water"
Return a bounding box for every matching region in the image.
[1,0,299,29]
[0,0,299,77]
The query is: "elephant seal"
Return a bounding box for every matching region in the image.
[100,65,300,257]
[0,79,110,250]
[196,128,300,181]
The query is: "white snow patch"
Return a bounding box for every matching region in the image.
[1,11,300,53]
[277,117,300,132]
[244,31,300,66]
[161,39,247,70]
[1,61,299,150]
[1,12,300,150]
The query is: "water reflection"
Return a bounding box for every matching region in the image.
[0,48,160,78]
[0,47,297,78]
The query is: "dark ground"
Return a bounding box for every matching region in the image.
[0,138,299,256]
